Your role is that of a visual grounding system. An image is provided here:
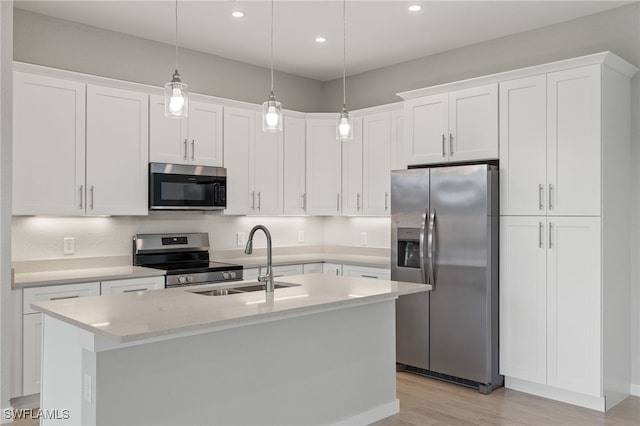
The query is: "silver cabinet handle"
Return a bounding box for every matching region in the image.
[449,133,454,156]
[427,208,437,288]
[302,193,306,211]
[337,193,340,212]
[183,138,188,160]
[539,222,543,248]
[549,184,554,210]
[191,139,195,160]
[385,192,389,211]
[257,192,261,211]
[90,185,94,210]
[361,274,378,279]
[335,268,340,276]
[79,185,84,210]
[549,222,553,249]
[123,288,147,293]
[50,295,79,301]
[441,134,446,157]
[539,184,544,210]
[357,193,361,211]
[251,191,256,210]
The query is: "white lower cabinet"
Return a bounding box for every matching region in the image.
[100,276,164,295]
[342,265,391,280]
[500,216,602,399]
[322,263,343,276]
[22,281,101,396]
[302,263,323,274]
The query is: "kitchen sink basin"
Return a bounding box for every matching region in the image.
[193,282,300,296]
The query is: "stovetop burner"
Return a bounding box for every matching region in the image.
[132,233,243,288]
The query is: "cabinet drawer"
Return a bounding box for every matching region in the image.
[322,263,343,276]
[100,276,164,295]
[23,282,100,314]
[303,263,324,274]
[342,265,390,280]
[272,264,303,277]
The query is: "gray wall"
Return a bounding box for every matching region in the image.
[13,9,325,113]
[321,3,640,110]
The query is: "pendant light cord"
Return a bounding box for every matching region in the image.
[270,0,275,93]
[174,0,179,71]
[342,0,346,109]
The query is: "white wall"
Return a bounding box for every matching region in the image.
[323,217,390,249]
[0,1,12,420]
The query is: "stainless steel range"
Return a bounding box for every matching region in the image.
[133,233,243,288]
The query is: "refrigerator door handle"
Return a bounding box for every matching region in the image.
[419,208,428,284]
[427,207,436,289]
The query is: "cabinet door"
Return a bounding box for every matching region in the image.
[188,100,223,167]
[499,75,547,215]
[272,264,304,277]
[449,83,498,162]
[546,216,601,396]
[223,107,254,215]
[322,263,343,276]
[149,93,186,164]
[100,276,164,294]
[547,65,601,216]
[341,116,363,215]
[390,109,405,170]
[86,84,149,215]
[253,113,284,215]
[22,313,42,396]
[404,93,448,165]
[363,112,391,215]
[283,115,307,215]
[13,72,86,215]
[499,217,547,384]
[303,263,323,274]
[306,118,342,215]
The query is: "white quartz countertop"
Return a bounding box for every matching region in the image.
[32,274,430,343]
[12,265,165,289]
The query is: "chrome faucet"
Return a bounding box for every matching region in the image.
[244,225,274,292]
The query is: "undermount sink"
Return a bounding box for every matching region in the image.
[193,282,300,296]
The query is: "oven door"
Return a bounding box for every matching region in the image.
[149,163,226,210]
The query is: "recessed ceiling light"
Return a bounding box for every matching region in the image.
[408,5,421,12]
[232,11,245,18]
[315,36,327,43]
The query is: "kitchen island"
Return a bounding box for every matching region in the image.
[31,274,430,426]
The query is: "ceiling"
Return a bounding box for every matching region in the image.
[15,0,633,82]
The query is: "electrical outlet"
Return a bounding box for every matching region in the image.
[237,232,246,247]
[63,237,75,255]
[298,230,305,243]
[360,232,367,245]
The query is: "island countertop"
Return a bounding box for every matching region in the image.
[31,274,430,343]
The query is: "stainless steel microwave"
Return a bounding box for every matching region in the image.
[149,163,226,211]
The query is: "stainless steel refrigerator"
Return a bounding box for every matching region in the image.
[391,163,502,394]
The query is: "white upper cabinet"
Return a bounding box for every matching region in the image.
[404,83,498,166]
[252,112,284,215]
[500,66,601,216]
[341,116,363,215]
[390,109,405,170]
[223,106,254,215]
[546,65,601,216]
[306,117,342,215]
[363,111,392,215]
[149,95,223,167]
[86,84,149,216]
[499,75,547,216]
[13,72,86,215]
[283,114,307,215]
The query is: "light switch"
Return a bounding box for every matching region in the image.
[63,237,75,255]
[298,230,305,243]
[360,232,367,245]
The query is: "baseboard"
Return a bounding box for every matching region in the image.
[631,383,640,397]
[505,377,606,412]
[330,399,400,426]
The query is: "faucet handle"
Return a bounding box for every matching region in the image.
[257,274,268,283]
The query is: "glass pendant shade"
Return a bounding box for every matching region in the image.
[262,93,283,132]
[336,109,353,141]
[164,70,188,118]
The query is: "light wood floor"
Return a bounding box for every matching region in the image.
[373,372,640,426]
[11,372,640,425]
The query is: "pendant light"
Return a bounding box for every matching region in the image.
[164,0,188,118]
[336,0,352,141]
[262,0,283,132]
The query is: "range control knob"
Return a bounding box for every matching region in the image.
[187,275,193,283]
[222,272,231,280]
[178,275,188,284]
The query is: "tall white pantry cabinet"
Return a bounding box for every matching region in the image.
[499,53,637,411]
